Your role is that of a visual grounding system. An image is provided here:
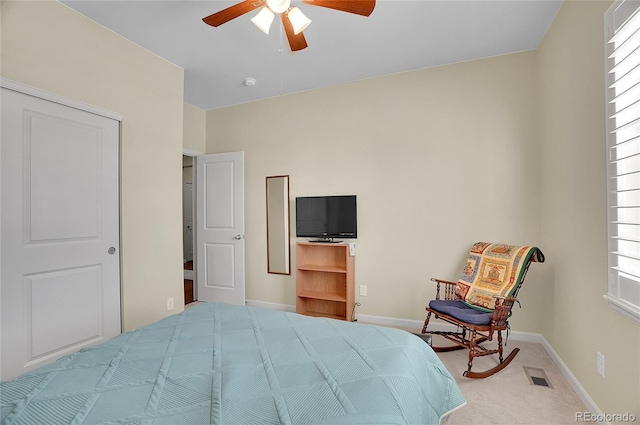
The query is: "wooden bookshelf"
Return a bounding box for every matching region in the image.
[296,242,354,321]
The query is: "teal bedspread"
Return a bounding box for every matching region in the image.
[1,302,465,424]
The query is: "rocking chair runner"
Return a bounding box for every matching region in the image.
[422,242,545,379]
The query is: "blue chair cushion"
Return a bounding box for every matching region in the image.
[429,300,494,326]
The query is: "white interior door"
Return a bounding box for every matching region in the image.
[1,86,121,380]
[196,152,245,305]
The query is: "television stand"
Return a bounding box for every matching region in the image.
[296,242,354,321]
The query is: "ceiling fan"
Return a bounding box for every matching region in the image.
[202,0,376,52]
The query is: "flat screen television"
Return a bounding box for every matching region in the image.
[295,195,357,241]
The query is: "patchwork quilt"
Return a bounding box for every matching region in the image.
[456,242,545,311]
[1,302,465,424]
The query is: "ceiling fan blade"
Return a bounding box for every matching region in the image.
[302,0,375,17]
[282,14,308,52]
[202,0,265,27]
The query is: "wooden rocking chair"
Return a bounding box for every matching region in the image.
[421,242,545,379]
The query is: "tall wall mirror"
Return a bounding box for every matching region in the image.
[266,175,291,275]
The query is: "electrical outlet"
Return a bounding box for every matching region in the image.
[359,285,367,296]
[167,297,175,311]
[597,352,605,377]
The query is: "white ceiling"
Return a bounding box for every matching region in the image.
[62,0,563,111]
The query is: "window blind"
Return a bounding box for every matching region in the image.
[605,0,640,323]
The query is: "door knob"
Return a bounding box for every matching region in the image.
[234,235,242,240]
[108,247,116,254]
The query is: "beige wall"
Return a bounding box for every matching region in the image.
[183,102,207,153]
[1,0,186,331]
[206,50,545,330]
[537,0,639,419]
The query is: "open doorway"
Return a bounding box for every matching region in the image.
[182,154,195,305]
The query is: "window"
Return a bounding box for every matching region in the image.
[605,0,640,323]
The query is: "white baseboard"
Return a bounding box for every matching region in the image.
[537,335,607,425]
[246,299,605,422]
[245,299,296,313]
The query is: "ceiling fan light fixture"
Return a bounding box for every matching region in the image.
[266,0,291,14]
[287,7,312,35]
[251,7,275,34]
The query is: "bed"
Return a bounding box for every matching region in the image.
[1,302,465,424]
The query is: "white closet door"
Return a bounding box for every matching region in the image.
[1,86,121,380]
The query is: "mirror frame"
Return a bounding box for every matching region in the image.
[266,175,291,275]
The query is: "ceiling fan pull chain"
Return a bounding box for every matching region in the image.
[279,21,284,96]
